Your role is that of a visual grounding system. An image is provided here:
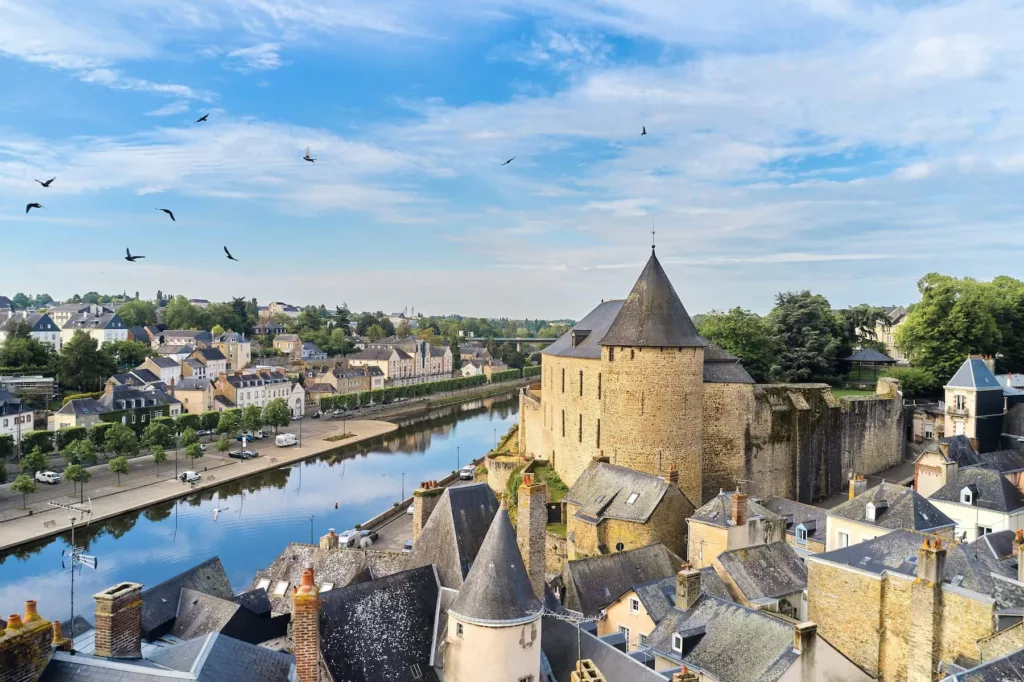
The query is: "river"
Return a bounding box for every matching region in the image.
[0,394,519,622]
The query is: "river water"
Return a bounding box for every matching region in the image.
[0,394,519,622]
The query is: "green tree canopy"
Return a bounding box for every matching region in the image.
[211,324,225,336]
[19,448,48,476]
[768,291,843,383]
[241,405,263,434]
[184,443,203,461]
[62,438,97,467]
[218,409,241,435]
[64,464,91,500]
[11,474,36,509]
[104,423,140,458]
[179,426,199,448]
[151,445,167,470]
[163,296,209,330]
[108,455,129,485]
[101,340,153,370]
[696,307,782,383]
[142,422,174,450]
[0,318,54,369]
[59,331,115,391]
[366,324,385,342]
[115,300,158,327]
[216,434,232,453]
[262,398,290,432]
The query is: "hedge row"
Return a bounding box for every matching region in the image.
[62,391,103,407]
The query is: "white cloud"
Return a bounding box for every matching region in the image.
[145,101,191,117]
[226,43,282,71]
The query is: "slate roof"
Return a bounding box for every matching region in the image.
[828,481,955,531]
[349,347,398,361]
[274,333,300,342]
[931,468,1024,513]
[935,435,982,466]
[235,588,272,615]
[449,505,541,624]
[971,530,1019,567]
[131,368,161,384]
[646,596,799,682]
[63,311,124,330]
[544,300,625,359]
[320,565,441,682]
[811,530,1024,609]
[942,645,1024,681]
[170,588,243,641]
[174,377,211,391]
[761,497,828,543]
[632,577,677,623]
[703,350,756,384]
[407,482,499,589]
[563,543,682,615]
[216,332,247,343]
[715,542,807,601]
[690,490,782,529]
[155,344,194,356]
[0,312,58,332]
[194,347,226,362]
[946,357,1003,391]
[846,348,896,363]
[165,330,213,342]
[306,383,336,394]
[564,461,687,525]
[0,390,24,416]
[141,557,235,637]
[600,250,707,348]
[542,616,667,682]
[970,449,1024,474]
[147,356,180,369]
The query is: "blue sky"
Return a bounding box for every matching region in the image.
[1,0,1023,318]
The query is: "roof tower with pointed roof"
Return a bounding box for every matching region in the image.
[448,504,541,625]
[600,249,707,348]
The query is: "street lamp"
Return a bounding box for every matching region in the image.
[457,446,460,470]
[309,515,314,545]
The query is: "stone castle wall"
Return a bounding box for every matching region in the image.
[540,354,605,487]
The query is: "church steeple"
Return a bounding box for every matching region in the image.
[601,250,706,348]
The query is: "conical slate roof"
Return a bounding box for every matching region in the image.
[600,249,706,348]
[448,505,541,625]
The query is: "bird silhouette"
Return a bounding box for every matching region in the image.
[125,248,145,262]
[642,126,647,136]
[156,208,175,221]
[224,246,239,261]
[501,156,516,166]
[25,203,43,214]
[35,178,55,188]
[303,147,316,163]
[196,113,209,123]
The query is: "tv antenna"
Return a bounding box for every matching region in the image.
[50,499,97,652]
[532,606,604,673]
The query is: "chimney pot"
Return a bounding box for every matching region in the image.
[24,600,40,623]
[731,492,748,527]
[522,473,534,487]
[5,614,22,632]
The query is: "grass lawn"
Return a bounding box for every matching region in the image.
[832,388,876,398]
[533,462,569,503]
[546,522,566,538]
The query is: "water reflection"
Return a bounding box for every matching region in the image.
[0,394,518,621]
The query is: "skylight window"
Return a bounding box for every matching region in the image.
[273,581,290,596]
[256,579,271,592]
[626,493,640,505]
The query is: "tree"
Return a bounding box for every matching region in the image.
[836,304,886,358]
[21,430,54,454]
[115,300,158,327]
[59,331,115,391]
[881,367,939,399]
[143,422,174,450]
[19,448,48,476]
[216,434,232,454]
[184,443,203,462]
[179,427,199,448]
[62,438,97,467]
[296,306,323,332]
[262,398,290,433]
[151,445,167,471]
[696,308,783,383]
[11,474,36,509]
[11,293,29,310]
[332,305,350,330]
[366,324,385,342]
[163,295,209,330]
[896,274,1003,381]
[108,456,129,485]
[104,423,140,459]
[0,318,54,369]
[396,320,412,338]
[89,422,114,453]
[768,291,843,383]
[218,410,241,436]
[177,413,201,432]
[241,405,263,434]
[356,312,378,336]
[54,426,88,451]
[211,324,225,336]
[200,411,220,431]
[101,340,152,369]
[63,464,90,501]
[0,434,13,460]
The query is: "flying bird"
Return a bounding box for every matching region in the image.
[35,178,56,188]
[642,126,647,136]
[501,156,516,166]
[224,246,239,261]
[196,113,209,123]
[125,248,145,262]
[25,203,43,214]
[156,208,175,221]
[303,147,316,163]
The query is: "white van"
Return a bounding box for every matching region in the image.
[275,433,298,447]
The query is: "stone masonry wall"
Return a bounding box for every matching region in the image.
[937,587,997,672]
[93,582,143,660]
[806,560,883,677]
[542,354,605,488]
[546,531,566,575]
[840,393,905,482]
[701,383,755,501]
[518,477,548,600]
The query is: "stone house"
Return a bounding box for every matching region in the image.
[301,341,326,361]
[154,343,196,363]
[52,384,181,431]
[713,541,807,620]
[139,355,181,385]
[181,357,208,380]
[761,497,829,556]
[346,345,411,381]
[214,331,252,371]
[563,460,695,559]
[826,480,956,551]
[170,377,214,414]
[945,356,1008,453]
[928,467,1024,542]
[60,311,128,347]
[321,366,373,394]
[363,336,453,382]
[868,305,909,364]
[272,333,302,361]
[0,390,34,448]
[190,347,228,377]
[686,490,786,569]
[46,302,111,328]
[161,329,213,348]
[807,531,1024,681]
[213,370,293,411]
[912,402,946,443]
[914,436,981,497]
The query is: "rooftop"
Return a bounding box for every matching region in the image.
[563,542,682,615]
[931,467,1024,513]
[946,356,1003,391]
[564,461,689,525]
[760,497,828,542]
[715,542,807,601]
[690,490,782,529]
[828,481,955,531]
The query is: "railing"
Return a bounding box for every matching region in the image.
[525,383,542,403]
[946,406,969,417]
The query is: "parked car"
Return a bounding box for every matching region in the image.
[406,504,414,515]
[359,529,379,544]
[311,411,322,420]
[241,450,258,459]
[199,443,207,452]
[459,465,475,481]
[402,540,414,554]
[228,451,246,460]
[275,433,298,447]
[35,471,60,485]
[196,429,212,437]
[292,414,303,421]
[337,530,359,548]
[180,471,201,484]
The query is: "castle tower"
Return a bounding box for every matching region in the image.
[444,502,542,682]
[600,248,707,505]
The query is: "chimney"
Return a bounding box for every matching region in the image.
[93,582,143,659]
[662,465,679,487]
[570,659,606,682]
[794,622,817,678]
[672,667,700,682]
[292,563,320,682]
[916,537,947,585]
[0,603,54,682]
[909,538,946,682]
[319,528,339,551]
[413,481,443,544]
[1016,530,1024,583]
[848,474,867,500]
[676,563,702,610]
[518,472,548,600]
[731,492,748,527]
[52,620,72,651]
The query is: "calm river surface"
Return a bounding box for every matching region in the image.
[0,394,518,622]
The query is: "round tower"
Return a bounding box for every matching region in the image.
[599,247,706,505]
[444,503,542,682]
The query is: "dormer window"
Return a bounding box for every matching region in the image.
[796,525,808,544]
[961,486,976,506]
[672,633,683,653]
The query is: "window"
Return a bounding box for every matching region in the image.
[924,423,933,439]
[796,526,808,544]
[626,492,640,505]
[629,598,640,614]
[979,526,994,536]
[641,393,645,416]
[639,633,648,647]
[272,581,290,596]
[320,582,335,592]
[410,664,423,680]
[609,347,614,362]
[562,410,565,437]
[618,625,631,643]
[456,622,464,637]
[578,414,582,443]
[961,487,974,505]
[141,414,146,422]
[955,394,966,411]
[598,373,602,399]
[672,633,683,653]
[630,349,635,360]
[837,531,850,548]
[579,371,583,396]
[256,579,271,591]
[518,677,534,682]
[596,419,601,448]
[561,368,565,393]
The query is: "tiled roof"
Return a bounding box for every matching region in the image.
[943,648,1024,681]
[715,542,807,601]
[195,347,226,362]
[970,449,1024,474]
[828,481,955,531]
[946,357,1003,391]
[147,356,180,369]
[349,347,396,361]
[845,348,896,363]
[542,616,667,682]
[564,543,682,615]
[274,334,300,342]
[544,300,624,359]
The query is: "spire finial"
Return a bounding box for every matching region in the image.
[651,222,656,251]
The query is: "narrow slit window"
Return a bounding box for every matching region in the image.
[609,347,614,361]
[561,368,565,393]
[562,410,565,437]
[596,419,601,448]
[641,393,645,416]
[579,371,583,396]
[578,414,582,442]
[598,373,602,400]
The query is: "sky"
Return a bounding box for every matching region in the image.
[1,0,1023,319]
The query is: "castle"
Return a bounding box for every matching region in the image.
[519,248,906,505]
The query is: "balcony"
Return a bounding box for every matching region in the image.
[946,405,969,417]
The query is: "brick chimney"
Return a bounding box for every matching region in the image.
[908,538,946,682]
[793,622,817,678]
[676,563,702,610]
[848,474,867,500]
[0,602,54,682]
[731,492,748,527]
[518,472,548,599]
[412,481,443,544]
[292,563,320,682]
[672,667,700,682]
[93,582,143,659]
[662,466,679,488]
[319,528,339,551]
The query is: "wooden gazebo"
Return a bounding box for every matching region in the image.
[845,348,896,382]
